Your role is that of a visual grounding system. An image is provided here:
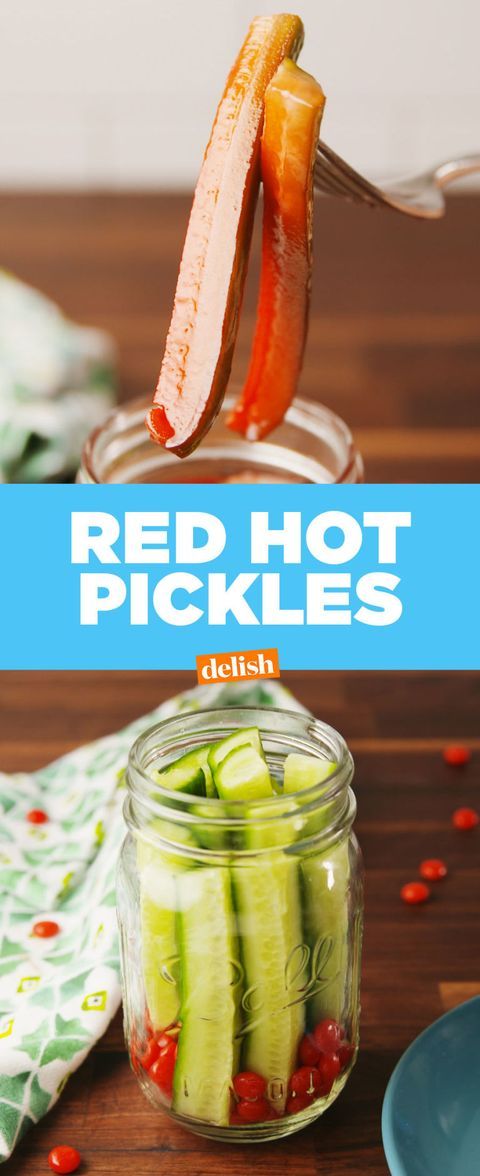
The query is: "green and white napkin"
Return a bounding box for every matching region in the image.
[0,271,116,482]
[0,680,301,1161]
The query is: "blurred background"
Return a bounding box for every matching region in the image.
[0,0,479,484]
[1,0,479,187]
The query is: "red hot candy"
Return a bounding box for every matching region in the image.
[47,1146,81,1174]
[443,745,471,767]
[401,882,430,905]
[452,807,479,831]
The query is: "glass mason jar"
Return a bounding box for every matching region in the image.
[78,394,363,484]
[117,706,363,1143]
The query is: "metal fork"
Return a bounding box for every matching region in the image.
[314,141,480,218]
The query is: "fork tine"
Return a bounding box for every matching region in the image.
[314,159,374,205]
[314,147,368,201]
[316,141,380,206]
[313,142,475,217]
[314,161,358,201]
[318,141,377,195]
[314,158,365,203]
[315,161,376,206]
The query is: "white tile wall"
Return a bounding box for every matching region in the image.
[1,0,479,188]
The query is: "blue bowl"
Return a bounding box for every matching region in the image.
[382,996,480,1175]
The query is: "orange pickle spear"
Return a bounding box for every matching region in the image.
[147,14,304,457]
[228,58,325,440]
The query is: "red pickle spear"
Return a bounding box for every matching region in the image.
[228,58,326,440]
[146,14,304,457]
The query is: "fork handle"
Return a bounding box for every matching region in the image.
[435,154,480,187]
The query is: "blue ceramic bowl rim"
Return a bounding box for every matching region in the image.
[381,994,480,1175]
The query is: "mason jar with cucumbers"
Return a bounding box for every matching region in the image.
[117,707,363,1142]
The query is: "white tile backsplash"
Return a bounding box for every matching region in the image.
[1,0,479,188]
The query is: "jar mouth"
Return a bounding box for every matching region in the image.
[79,392,363,485]
[126,705,355,854]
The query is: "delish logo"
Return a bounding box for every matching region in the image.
[196,648,280,685]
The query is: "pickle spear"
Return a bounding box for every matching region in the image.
[147,15,304,457]
[228,58,325,440]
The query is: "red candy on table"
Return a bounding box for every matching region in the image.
[26,809,48,824]
[401,881,430,905]
[452,807,479,830]
[419,858,448,881]
[32,920,60,938]
[47,1146,81,1174]
[233,1071,266,1100]
[443,744,471,767]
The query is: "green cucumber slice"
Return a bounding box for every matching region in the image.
[284,754,338,840]
[173,867,240,1126]
[201,757,216,798]
[188,743,217,797]
[137,832,185,1032]
[232,856,306,1113]
[214,744,273,803]
[141,818,199,861]
[284,753,337,794]
[301,838,350,1026]
[244,797,302,850]
[191,802,229,851]
[208,727,264,776]
[152,748,208,797]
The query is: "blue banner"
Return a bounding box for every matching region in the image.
[0,484,477,670]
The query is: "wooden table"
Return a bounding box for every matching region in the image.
[0,193,479,481]
[1,670,479,1175]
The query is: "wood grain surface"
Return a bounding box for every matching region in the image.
[1,670,479,1175]
[0,193,479,481]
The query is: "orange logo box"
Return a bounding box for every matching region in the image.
[196,648,280,685]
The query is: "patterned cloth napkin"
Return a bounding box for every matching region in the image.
[0,270,116,482]
[0,680,301,1161]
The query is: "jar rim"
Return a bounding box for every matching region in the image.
[79,392,363,485]
[125,705,355,854]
